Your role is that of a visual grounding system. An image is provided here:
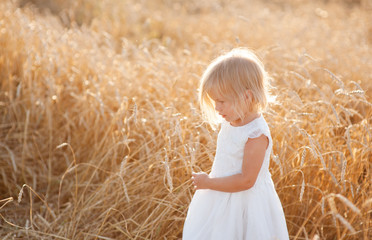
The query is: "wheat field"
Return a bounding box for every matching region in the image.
[0,0,371,239]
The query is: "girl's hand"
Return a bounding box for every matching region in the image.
[191,172,210,190]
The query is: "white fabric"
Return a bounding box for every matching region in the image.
[183,115,289,240]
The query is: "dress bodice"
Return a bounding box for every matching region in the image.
[209,115,272,184]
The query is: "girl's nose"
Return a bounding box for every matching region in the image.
[215,102,222,111]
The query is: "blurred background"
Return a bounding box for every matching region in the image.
[0,0,371,239]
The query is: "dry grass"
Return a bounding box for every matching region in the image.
[0,0,371,239]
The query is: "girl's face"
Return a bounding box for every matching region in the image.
[208,92,242,126]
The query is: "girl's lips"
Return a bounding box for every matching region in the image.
[218,112,226,118]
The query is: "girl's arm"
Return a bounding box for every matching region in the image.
[192,134,268,193]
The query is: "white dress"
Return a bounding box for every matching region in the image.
[183,115,289,240]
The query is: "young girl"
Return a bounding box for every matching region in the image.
[182,48,289,240]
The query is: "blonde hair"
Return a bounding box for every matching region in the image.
[199,48,270,126]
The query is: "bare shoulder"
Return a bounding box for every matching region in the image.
[245,134,269,151]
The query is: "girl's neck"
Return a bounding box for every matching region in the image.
[230,112,261,127]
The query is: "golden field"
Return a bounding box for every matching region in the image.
[0,0,371,239]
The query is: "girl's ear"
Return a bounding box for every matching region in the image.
[245,89,253,101]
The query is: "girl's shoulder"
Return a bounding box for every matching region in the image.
[226,114,268,130]
[222,115,271,141]
[247,116,271,139]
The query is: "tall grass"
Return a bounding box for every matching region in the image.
[0,0,371,239]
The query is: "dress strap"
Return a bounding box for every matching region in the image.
[246,119,270,140]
